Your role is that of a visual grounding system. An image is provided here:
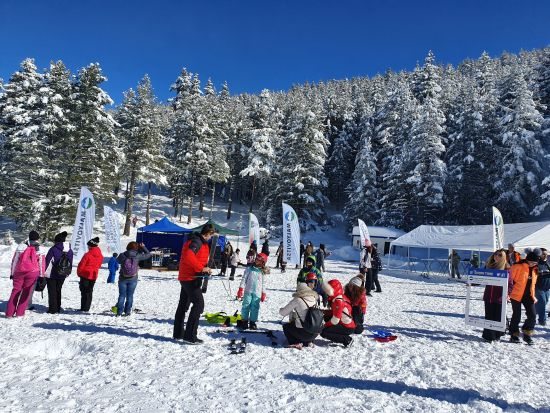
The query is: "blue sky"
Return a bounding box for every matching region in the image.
[1,0,550,104]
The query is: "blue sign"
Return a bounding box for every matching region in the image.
[467,268,508,278]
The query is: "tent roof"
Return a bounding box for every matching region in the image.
[352,226,406,238]
[137,217,192,234]
[187,219,240,236]
[391,222,550,252]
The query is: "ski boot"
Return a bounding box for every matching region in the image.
[237,319,249,330]
[523,330,534,345]
[510,333,520,344]
[249,321,258,330]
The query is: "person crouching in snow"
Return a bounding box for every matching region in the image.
[236,252,268,330]
[279,273,320,349]
[107,253,119,284]
[321,279,356,347]
[345,275,367,334]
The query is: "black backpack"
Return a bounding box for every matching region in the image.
[297,298,324,335]
[55,251,72,276]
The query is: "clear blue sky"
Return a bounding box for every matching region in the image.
[1,0,550,104]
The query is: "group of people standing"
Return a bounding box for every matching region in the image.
[5,230,151,318]
[482,244,550,344]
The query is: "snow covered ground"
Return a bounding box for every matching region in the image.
[1,194,550,412]
[2,251,550,412]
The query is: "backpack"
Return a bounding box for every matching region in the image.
[55,251,72,276]
[15,246,39,274]
[297,297,324,335]
[121,255,139,278]
[35,277,47,292]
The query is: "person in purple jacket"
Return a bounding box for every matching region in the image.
[44,231,74,314]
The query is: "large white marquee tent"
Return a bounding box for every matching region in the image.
[387,221,550,275]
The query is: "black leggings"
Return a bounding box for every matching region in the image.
[173,279,204,341]
[79,278,95,311]
[509,298,536,335]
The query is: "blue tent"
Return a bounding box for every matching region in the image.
[136,217,226,264]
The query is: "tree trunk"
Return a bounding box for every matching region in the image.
[146,182,152,225]
[226,176,234,220]
[123,170,137,236]
[123,179,129,213]
[249,175,257,213]
[210,182,216,220]
[199,179,205,218]
[187,176,195,225]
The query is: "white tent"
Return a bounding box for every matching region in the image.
[388,221,550,275]
[391,221,550,252]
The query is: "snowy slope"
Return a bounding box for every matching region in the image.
[1,251,549,412]
[1,194,549,412]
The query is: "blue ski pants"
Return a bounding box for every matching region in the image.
[241,293,261,322]
[535,288,550,324]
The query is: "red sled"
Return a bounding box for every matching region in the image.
[373,335,398,343]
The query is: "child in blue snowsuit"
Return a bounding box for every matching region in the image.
[107,253,119,283]
[236,252,268,330]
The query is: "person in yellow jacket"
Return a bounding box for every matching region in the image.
[508,249,540,344]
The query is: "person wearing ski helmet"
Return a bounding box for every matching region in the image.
[297,256,326,305]
[320,279,355,347]
[279,273,320,349]
[236,252,268,330]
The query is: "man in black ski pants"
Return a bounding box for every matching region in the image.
[173,224,214,344]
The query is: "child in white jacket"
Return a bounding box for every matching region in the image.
[236,252,268,330]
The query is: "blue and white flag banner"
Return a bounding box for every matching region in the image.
[282,203,300,265]
[70,186,96,260]
[248,213,260,247]
[104,206,121,254]
[492,206,505,251]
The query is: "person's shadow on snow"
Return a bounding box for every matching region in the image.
[33,322,174,343]
[285,373,538,412]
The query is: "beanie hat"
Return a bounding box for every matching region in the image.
[201,223,216,235]
[526,250,540,262]
[87,237,100,247]
[349,276,363,287]
[29,230,40,241]
[256,253,268,263]
[54,231,68,243]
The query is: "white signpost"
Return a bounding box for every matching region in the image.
[465,267,508,332]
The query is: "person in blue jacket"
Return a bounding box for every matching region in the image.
[107,253,119,283]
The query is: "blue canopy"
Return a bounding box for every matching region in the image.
[137,217,192,234]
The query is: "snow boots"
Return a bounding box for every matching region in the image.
[249,321,258,330]
[237,319,249,330]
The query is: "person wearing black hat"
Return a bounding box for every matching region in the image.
[76,237,103,311]
[508,249,540,344]
[173,223,215,344]
[44,231,74,314]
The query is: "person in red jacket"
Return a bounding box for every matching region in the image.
[345,275,367,334]
[76,237,103,312]
[173,224,215,344]
[321,279,356,347]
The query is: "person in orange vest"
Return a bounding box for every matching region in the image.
[508,249,540,344]
[506,243,521,266]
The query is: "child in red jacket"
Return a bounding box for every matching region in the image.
[77,237,103,312]
[345,275,367,334]
[321,279,356,347]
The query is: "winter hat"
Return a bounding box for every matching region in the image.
[87,237,100,247]
[256,253,268,264]
[54,231,68,243]
[305,255,316,265]
[201,223,216,235]
[349,276,363,287]
[323,279,343,298]
[526,250,540,262]
[29,230,40,241]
